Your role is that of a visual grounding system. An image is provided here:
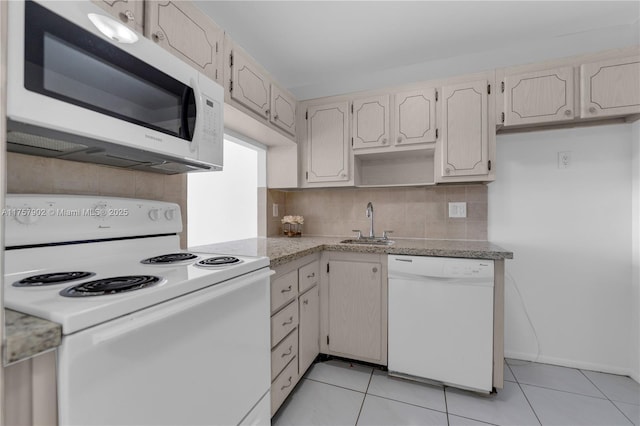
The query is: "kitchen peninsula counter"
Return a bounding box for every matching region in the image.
[192,236,513,267]
[4,309,62,364]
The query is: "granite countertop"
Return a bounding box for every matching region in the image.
[192,236,513,267]
[4,309,62,365]
[5,236,511,364]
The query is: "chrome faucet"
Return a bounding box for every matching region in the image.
[366,202,374,238]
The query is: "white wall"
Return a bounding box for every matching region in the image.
[632,120,640,382]
[488,123,633,375]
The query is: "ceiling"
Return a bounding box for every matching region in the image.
[194,1,640,99]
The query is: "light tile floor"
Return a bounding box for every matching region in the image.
[272,359,640,426]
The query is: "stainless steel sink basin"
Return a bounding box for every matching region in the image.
[340,238,395,246]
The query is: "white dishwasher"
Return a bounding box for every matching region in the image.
[388,255,495,393]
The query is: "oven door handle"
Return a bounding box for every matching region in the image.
[92,268,273,345]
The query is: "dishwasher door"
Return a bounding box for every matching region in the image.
[388,256,494,392]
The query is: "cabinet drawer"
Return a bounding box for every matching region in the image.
[271,270,298,313]
[298,261,320,293]
[271,300,298,347]
[271,330,298,380]
[271,357,298,416]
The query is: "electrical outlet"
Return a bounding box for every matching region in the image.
[448,202,467,218]
[558,151,571,169]
[272,204,279,217]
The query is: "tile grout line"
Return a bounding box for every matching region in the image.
[515,381,543,426]
[354,369,374,426]
[444,385,450,426]
[578,369,636,425]
[304,377,367,394]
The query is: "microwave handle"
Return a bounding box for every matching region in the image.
[180,87,195,140]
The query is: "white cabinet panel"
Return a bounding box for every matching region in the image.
[306,102,350,183]
[230,48,271,118]
[395,88,436,146]
[440,80,489,178]
[270,84,296,135]
[581,56,640,118]
[504,66,574,126]
[298,285,319,375]
[352,95,390,149]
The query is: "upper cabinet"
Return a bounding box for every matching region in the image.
[224,38,298,142]
[352,95,390,149]
[502,66,574,127]
[394,88,437,146]
[580,55,640,119]
[270,85,297,136]
[306,101,351,184]
[229,47,271,119]
[438,79,491,181]
[145,1,223,84]
[92,0,144,33]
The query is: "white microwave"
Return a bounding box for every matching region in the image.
[7,0,224,174]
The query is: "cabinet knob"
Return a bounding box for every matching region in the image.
[120,10,135,22]
[381,138,387,144]
[445,168,451,175]
[564,109,572,116]
[372,267,378,273]
[303,299,309,305]
[274,114,279,121]
[153,31,165,41]
[340,173,346,178]
[265,109,270,117]
[589,106,597,114]
[397,136,402,143]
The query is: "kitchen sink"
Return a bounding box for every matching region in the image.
[340,238,395,246]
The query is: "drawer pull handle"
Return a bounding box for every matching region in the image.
[281,285,292,293]
[281,376,292,390]
[307,272,315,279]
[282,317,293,326]
[281,346,293,357]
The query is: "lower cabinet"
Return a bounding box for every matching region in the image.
[270,254,320,416]
[320,252,388,365]
[4,351,58,426]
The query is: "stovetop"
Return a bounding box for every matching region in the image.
[4,237,269,334]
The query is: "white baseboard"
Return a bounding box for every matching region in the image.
[504,350,636,380]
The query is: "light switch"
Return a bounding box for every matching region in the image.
[272,204,279,217]
[558,151,571,169]
[448,202,467,218]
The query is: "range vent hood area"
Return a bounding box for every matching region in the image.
[6,120,220,174]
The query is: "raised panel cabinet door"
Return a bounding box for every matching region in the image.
[230,48,271,118]
[581,55,640,118]
[145,1,222,83]
[306,102,350,183]
[270,84,297,136]
[394,88,436,146]
[352,95,390,149]
[327,260,382,361]
[92,0,144,33]
[504,66,574,126]
[441,80,489,178]
[298,285,320,375]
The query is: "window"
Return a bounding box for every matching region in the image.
[187,136,264,246]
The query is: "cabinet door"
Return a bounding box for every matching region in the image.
[352,95,390,149]
[327,260,382,361]
[145,1,223,84]
[581,56,640,118]
[298,285,319,375]
[92,0,144,33]
[394,88,436,146]
[270,84,297,136]
[230,48,271,119]
[306,102,350,183]
[440,80,489,178]
[503,66,574,126]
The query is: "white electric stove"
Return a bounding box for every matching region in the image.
[4,194,272,426]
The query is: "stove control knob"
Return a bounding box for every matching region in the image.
[148,208,160,221]
[164,208,176,221]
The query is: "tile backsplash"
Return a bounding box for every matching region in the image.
[268,185,487,240]
[7,152,188,247]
